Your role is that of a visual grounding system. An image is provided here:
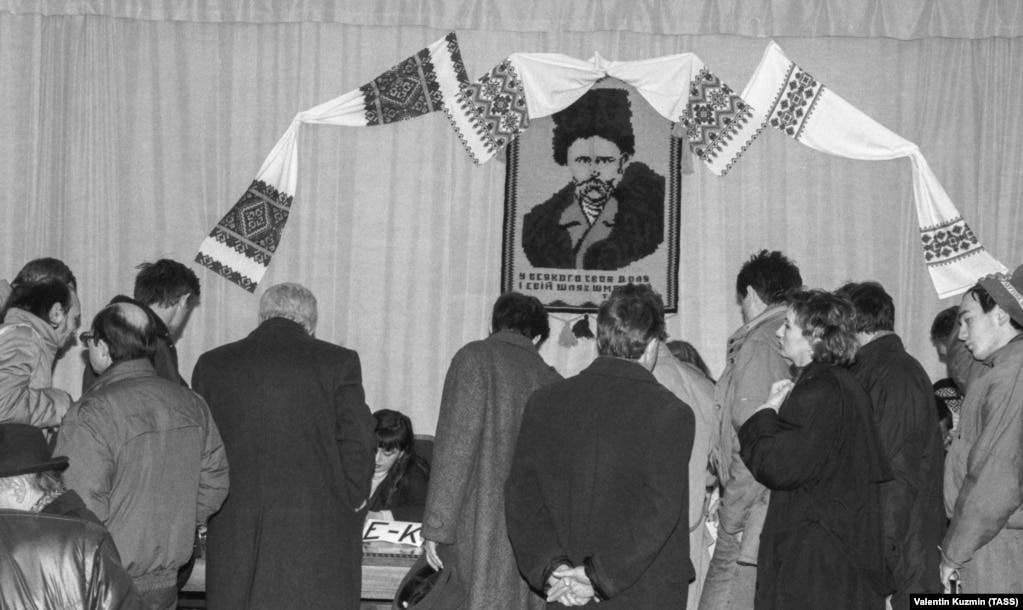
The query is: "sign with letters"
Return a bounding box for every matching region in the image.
[362,519,423,547]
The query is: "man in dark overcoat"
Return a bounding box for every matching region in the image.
[192,282,376,609]
[836,281,945,606]
[505,283,694,608]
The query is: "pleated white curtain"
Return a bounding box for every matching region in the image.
[0,4,1020,434]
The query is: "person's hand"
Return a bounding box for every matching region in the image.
[423,539,443,571]
[758,379,794,412]
[546,564,574,604]
[547,565,595,606]
[939,557,960,593]
[366,510,393,521]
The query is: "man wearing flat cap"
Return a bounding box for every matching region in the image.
[940,264,1023,593]
[522,88,664,270]
[0,423,142,608]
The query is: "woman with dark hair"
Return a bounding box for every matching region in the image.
[738,290,891,610]
[0,279,77,427]
[366,409,430,522]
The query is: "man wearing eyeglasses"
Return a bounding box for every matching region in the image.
[56,302,229,610]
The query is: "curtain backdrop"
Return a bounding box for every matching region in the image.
[3,0,1022,38]
[1,3,1020,435]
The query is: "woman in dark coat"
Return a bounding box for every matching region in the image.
[739,290,891,610]
[367,409,429,522]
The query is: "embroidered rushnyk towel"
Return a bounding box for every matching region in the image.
[732,41,1006,298]
[195,33,469,292]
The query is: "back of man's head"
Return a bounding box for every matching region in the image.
[259,283,317,334]
[735,250,802,305]
[91,302,156,363]
[13,258,77,292]
[597,283,665,359]
[931,306,960,343]
[133,259,200,308]
[491,292,550,342]
[2,278,71,322]
[835,281,895,334]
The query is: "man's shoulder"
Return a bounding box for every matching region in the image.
[855,337,931,388]
[0,509,108,543]
[0,322,40,352]
[558,361,682,399]
[199,331,358,361]
[80,369,206,422]
[454,334,522,361]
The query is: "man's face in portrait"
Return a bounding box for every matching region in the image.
[566,136,629,207]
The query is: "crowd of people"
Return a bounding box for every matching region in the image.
[0,250,1021,609]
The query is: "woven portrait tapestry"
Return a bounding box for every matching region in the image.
[502,80,681,312]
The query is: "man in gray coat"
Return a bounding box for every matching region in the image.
[422,292,562,609]
[701,250,802,610]
[57,302,229,609]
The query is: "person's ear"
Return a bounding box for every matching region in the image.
[96,338,112,361]
[48,302,66,328]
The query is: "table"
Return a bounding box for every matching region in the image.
[181,541,420,602]
[361,541,421,600]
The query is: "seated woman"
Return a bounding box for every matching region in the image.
[739,290,891,610]
[367,409,430,523]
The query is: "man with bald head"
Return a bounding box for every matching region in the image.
[56,301,229,609]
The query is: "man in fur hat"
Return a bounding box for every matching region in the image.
[522,88,664,271]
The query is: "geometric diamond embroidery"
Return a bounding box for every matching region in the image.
[920,217,983,266]
[679,68,754,163]
[768,65,824,140]
[455,59,530,159]
[212,180,292,256]
[361,48,443,126]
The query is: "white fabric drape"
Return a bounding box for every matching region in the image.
[2,8,1022,434]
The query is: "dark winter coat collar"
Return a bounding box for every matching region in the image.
[252,317,309,338]
[488,330,540,354]
[41,489,88,517]
[92,358,157,391]
[581,355,658,385]
[855,332,905,363]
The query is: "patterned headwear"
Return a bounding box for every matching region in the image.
[977,264,1023,327]
[551,88,635,166]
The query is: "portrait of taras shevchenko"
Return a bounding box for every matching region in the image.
[522,88,665,270]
